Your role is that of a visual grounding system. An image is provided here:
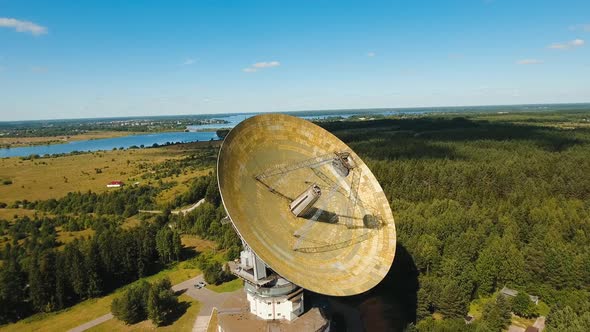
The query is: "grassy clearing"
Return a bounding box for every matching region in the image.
[56,227,95,246]
[511,314,535,328]
[0,208,46,221]
[0,260,200,332]
[0,145,210,205]
[537,301,550,316]
[87,294,200,332]
[2,224,95,251]
[468,295,494,319]
[156,169,212,205]
[181,234,217,252]
[122,216,143,229]
[0,131,142,148]
[205,278,243,293]
[431,312,443,320]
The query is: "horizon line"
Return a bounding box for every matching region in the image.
[1,101,589,123]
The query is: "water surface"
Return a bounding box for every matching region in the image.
[0,131,218,158]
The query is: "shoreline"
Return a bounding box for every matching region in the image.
[0,131,146,149]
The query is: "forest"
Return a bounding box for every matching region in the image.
[322,111,590,331]
[0,110,589,331]
[0,116,230,138]
[0,173,240,324]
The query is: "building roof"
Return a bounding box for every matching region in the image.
[216,289,328,332]
[500,286,518,297]
[500,286,540,303]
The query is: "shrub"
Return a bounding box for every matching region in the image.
[147,278,178,326]
[511,292,538,318]
[111,281,151,324]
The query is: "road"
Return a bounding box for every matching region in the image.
[172,274,241,332]
[172,198,206,215]
[68,314,114,332]
[67,273,242,332]
[507,316,546,332]
[138,198,206,215]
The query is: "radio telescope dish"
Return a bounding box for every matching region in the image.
[217,114,396,296]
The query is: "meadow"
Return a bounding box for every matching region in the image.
[0,141,219,205]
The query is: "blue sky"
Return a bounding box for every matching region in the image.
[1,0,589,121]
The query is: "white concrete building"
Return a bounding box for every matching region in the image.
[246,282,304,321]
[230,246,305,321]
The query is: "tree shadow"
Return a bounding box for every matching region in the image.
[181,246,198,260]
[160,300,191,326]
[306,243,418,332]
[174,288,188,296]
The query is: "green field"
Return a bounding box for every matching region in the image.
[88,294,200,332]
[205,278,243,293]
[0,142,216,205]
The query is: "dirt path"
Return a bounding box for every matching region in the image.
[138,198,206,215]
[68,314,114,332]
[172,198,206,215]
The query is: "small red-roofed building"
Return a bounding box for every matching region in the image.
[106,180,123,188]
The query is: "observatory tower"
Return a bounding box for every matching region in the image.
[217,114,396,324]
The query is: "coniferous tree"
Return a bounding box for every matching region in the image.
[85,240,103,298]
[111,281,151,324]
[28,250,57,312]
[480,295,511,332]
[438,281,468,319]
[545,306,590,332]
[147,278,177,326]
[0,246,27,323]
[155,227,181,263]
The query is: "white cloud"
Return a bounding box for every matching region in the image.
[182,58,196,65]
[252,61,280,68]
[548,39,585,50]
[517,59,543,65]
[0,18,47,36]
[572,39,585,46]
[367,52,376,57]
[243,61,280,73]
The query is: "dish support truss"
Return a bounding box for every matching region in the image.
[253,152,384,253]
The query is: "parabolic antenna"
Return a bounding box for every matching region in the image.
[218,114,396,296]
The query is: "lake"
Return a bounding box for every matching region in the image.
[3,104,581,158]
[0,131,219,158]
[1,112,362,158]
